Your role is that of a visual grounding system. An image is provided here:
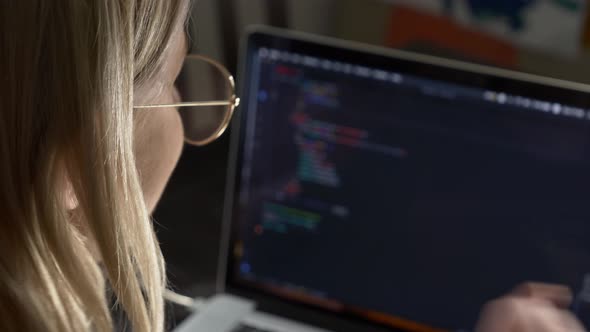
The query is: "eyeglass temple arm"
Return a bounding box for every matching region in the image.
[134,98,240,109]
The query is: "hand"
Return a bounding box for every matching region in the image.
[475,283,586,332]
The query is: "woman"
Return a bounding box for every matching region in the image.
[0,1,584,331]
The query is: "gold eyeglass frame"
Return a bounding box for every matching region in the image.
[134,54,240,146]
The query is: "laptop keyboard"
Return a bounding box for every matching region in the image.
[230,323,281,332]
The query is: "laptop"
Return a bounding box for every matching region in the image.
[175,26,590,332]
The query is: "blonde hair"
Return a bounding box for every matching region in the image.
[0,1,184,331]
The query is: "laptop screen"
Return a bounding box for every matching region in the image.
[226,28,590,332]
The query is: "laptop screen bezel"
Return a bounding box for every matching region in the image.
[218,25,590,332]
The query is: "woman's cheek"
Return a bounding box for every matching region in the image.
[133,97,184,212]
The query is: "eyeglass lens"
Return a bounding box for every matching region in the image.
[175,56,234,146]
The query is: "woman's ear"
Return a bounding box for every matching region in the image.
[61,170,79,211]
[60,169,102,260]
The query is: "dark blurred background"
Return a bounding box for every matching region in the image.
[153,0,590,326]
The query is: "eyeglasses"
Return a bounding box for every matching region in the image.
[134,54,240,146]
